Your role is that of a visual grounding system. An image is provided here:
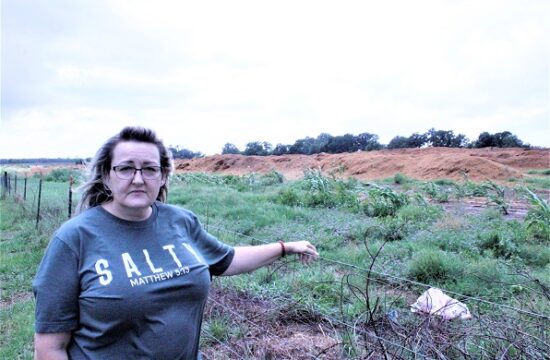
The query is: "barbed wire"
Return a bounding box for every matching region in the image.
[207,287,430,360]
[206,222,550,321]
[207,296,319,359]
[201,330,243,359]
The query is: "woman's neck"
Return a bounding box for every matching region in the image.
[101,202,152,221]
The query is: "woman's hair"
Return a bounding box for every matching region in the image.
[76,126,173,213]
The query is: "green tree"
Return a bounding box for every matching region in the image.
[471,131,525,148]
[243,141,272,156]
[324,134,357,153]
[356,132,382,151]
[221,143,240,154]
[387,136,409,149]
[494,131,524,147]
[315,133,333,153]
[272,143,290,155]
[169,146,203,159]
[289,137,316,154]
[407,132,428,148]
[426,128,468,147]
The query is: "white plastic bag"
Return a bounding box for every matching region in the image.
[410,287,472,320]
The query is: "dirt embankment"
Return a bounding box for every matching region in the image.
[175,147,550,181]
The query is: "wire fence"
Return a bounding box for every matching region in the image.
[1,171,76,229]
[204,223,549,359]
[2,171,548,359]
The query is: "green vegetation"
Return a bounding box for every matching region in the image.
[1,168,549,359]
[520,187,550,242]
[219,129,530,155]
[42,168,82,183]
[1,196,57,359]
[527,169,550,176]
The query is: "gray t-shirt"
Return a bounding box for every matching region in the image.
[33,202,234,360]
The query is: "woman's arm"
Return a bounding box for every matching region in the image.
[222,241,318,276]
[35,332,71,360]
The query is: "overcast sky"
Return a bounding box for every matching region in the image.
[1,0,548,159]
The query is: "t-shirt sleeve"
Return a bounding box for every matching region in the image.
[188,214,234,276]
[33,236,80,333]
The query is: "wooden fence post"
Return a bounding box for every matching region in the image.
[36,176,43,229]
[14,174,18,196]
[7,174,11,195]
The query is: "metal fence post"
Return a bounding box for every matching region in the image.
[68,176,73,219]
[36,177,43,229]
[14,174,18,196]
[24,174,27,201]
[1,171,6,198]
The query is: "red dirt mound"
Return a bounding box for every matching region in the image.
[175,147,549,181]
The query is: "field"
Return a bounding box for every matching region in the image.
[1,148,549,359]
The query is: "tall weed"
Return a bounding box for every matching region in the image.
[362,185,409,217]
[520,187,550,242]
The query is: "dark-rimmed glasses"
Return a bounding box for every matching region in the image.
[112,165,162,180]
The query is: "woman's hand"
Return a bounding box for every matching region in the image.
[223,241,320,276]
[284,241,319,264]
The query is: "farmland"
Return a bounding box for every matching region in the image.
[1,148,549,359]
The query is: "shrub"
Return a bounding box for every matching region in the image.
[454,258,507,297]
[43,168,81,183]
[517,244,550,267]
[478,230,517,259]
[303,191,338,208]
[260,170,285,185]
[393,173,409,185]
[362,186,409,217]
[277,188,301,206]
[422,182,450,202]
[333,182,360,210]
[283,170,361,209]
[302,169,332,192]
[408,250,464,283]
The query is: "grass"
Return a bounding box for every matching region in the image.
[1,179,70,360]
[0,299,35,359]
[526,169,550,176]
[1,169,549,359]
[525,176,550,191]
[0,205,49,360]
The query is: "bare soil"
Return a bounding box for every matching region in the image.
[203,287,343,360]
[175,147,549,182]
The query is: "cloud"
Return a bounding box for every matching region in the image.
[1,0,548,158]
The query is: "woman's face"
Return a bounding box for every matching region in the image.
[103,141,165,220]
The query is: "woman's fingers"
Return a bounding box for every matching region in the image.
[284,241,319,264]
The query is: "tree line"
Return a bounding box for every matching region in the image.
[219,129,528,157]
[0,130,530,163]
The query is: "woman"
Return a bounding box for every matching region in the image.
[33,126,318,360]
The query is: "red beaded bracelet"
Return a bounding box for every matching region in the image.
[278,240,286,258]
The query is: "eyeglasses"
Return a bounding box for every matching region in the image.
[112,165,162,180]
